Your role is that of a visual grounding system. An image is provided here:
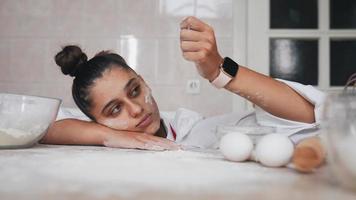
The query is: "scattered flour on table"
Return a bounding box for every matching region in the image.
[1,146,293,198]
[2,145,356,199]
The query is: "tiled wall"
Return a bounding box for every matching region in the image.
[0,0,234,116]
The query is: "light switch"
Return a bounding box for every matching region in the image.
[186,79,200,94]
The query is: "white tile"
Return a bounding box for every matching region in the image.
[0,82,41,96]
[0,0,52,17]
[149,85,187,112]
[45,51,65,84]
[156,38,199,85]
[0,15,51,38]
[8,39,49,83]
[0,82,12,93]
[117,0,159,37]
[40,83,75,107]
[82,39,119,58]
[81,0,120,37]
[51,0,84,17]
[150,82,233,117]
[216,38,234,59]
[0,40,11,82]
[157,0,194,37]
[0,0,236,114]
[0,0,22,16]
[196,0,232,19]
[0,16,16,37]
[158,0,194,17]
[203,18,233,38]
[118,37,158,80]
[189,81,234,116]
[50,0,86,37]
[0,0,52,37]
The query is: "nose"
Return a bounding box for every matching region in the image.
[126,99,143,118]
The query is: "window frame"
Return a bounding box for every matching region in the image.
[245,0,356,91]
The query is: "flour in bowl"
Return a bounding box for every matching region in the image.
[0,126,47,147]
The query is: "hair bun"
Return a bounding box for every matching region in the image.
[55,45,88,77]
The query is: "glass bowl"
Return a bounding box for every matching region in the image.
[0,93,61,149]
[216,125,276,144]
[323,92,356,190]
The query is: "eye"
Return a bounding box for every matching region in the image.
[130,85,141,97]
[111,105,121,116]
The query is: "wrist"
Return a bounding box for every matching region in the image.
[209,68,221,82]
[208,56,224,82]
[210,57,240,89]
[97,124,115,146]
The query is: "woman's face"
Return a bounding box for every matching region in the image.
[89,66,161,135]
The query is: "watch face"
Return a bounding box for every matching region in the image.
[223,57,239,77]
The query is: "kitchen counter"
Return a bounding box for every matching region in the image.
[1,144,355,200]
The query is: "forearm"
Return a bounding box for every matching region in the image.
[40,119,180,150]
[40,119,107,145]
[225,66,315,123]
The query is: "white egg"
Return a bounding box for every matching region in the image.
[254,133,294,167]
[219,132,253,162]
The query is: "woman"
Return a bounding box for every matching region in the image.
[41,17,325,151]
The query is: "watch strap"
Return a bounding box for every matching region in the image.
[210,68,233,89]
[211,57,239,89]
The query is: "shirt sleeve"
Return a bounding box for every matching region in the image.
[56,107,91,121]
[170,108,204,143]
[255,79,327,143]
[180,111,253,148]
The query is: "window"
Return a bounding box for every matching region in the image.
[247,0,356,89]
[270,38,318,85]
[270,0,318,29]
[330,0,356,29]
[330,39,356,86]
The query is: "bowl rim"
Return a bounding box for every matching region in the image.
[0,92,62,103]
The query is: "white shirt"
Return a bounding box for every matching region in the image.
[56,79,326,148]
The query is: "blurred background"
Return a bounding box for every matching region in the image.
[0,0,355,116]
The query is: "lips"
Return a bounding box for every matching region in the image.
[136,113,153,128]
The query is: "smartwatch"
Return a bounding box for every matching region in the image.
[211,57,239,88]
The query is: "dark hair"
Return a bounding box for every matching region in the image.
[55,45,133,120]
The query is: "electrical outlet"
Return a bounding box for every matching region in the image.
[186,79,200,94]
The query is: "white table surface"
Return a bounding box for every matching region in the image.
[1,144,356,200]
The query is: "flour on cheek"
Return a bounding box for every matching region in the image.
[104,119,129,130]
[143,86,153,105]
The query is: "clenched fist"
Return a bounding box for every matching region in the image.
[180,16,223,81]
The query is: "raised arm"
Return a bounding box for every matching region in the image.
[180,16,315,123]
[227,67,315,123]
[41,119,179,150]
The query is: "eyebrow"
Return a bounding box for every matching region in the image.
[101,77,138,115]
